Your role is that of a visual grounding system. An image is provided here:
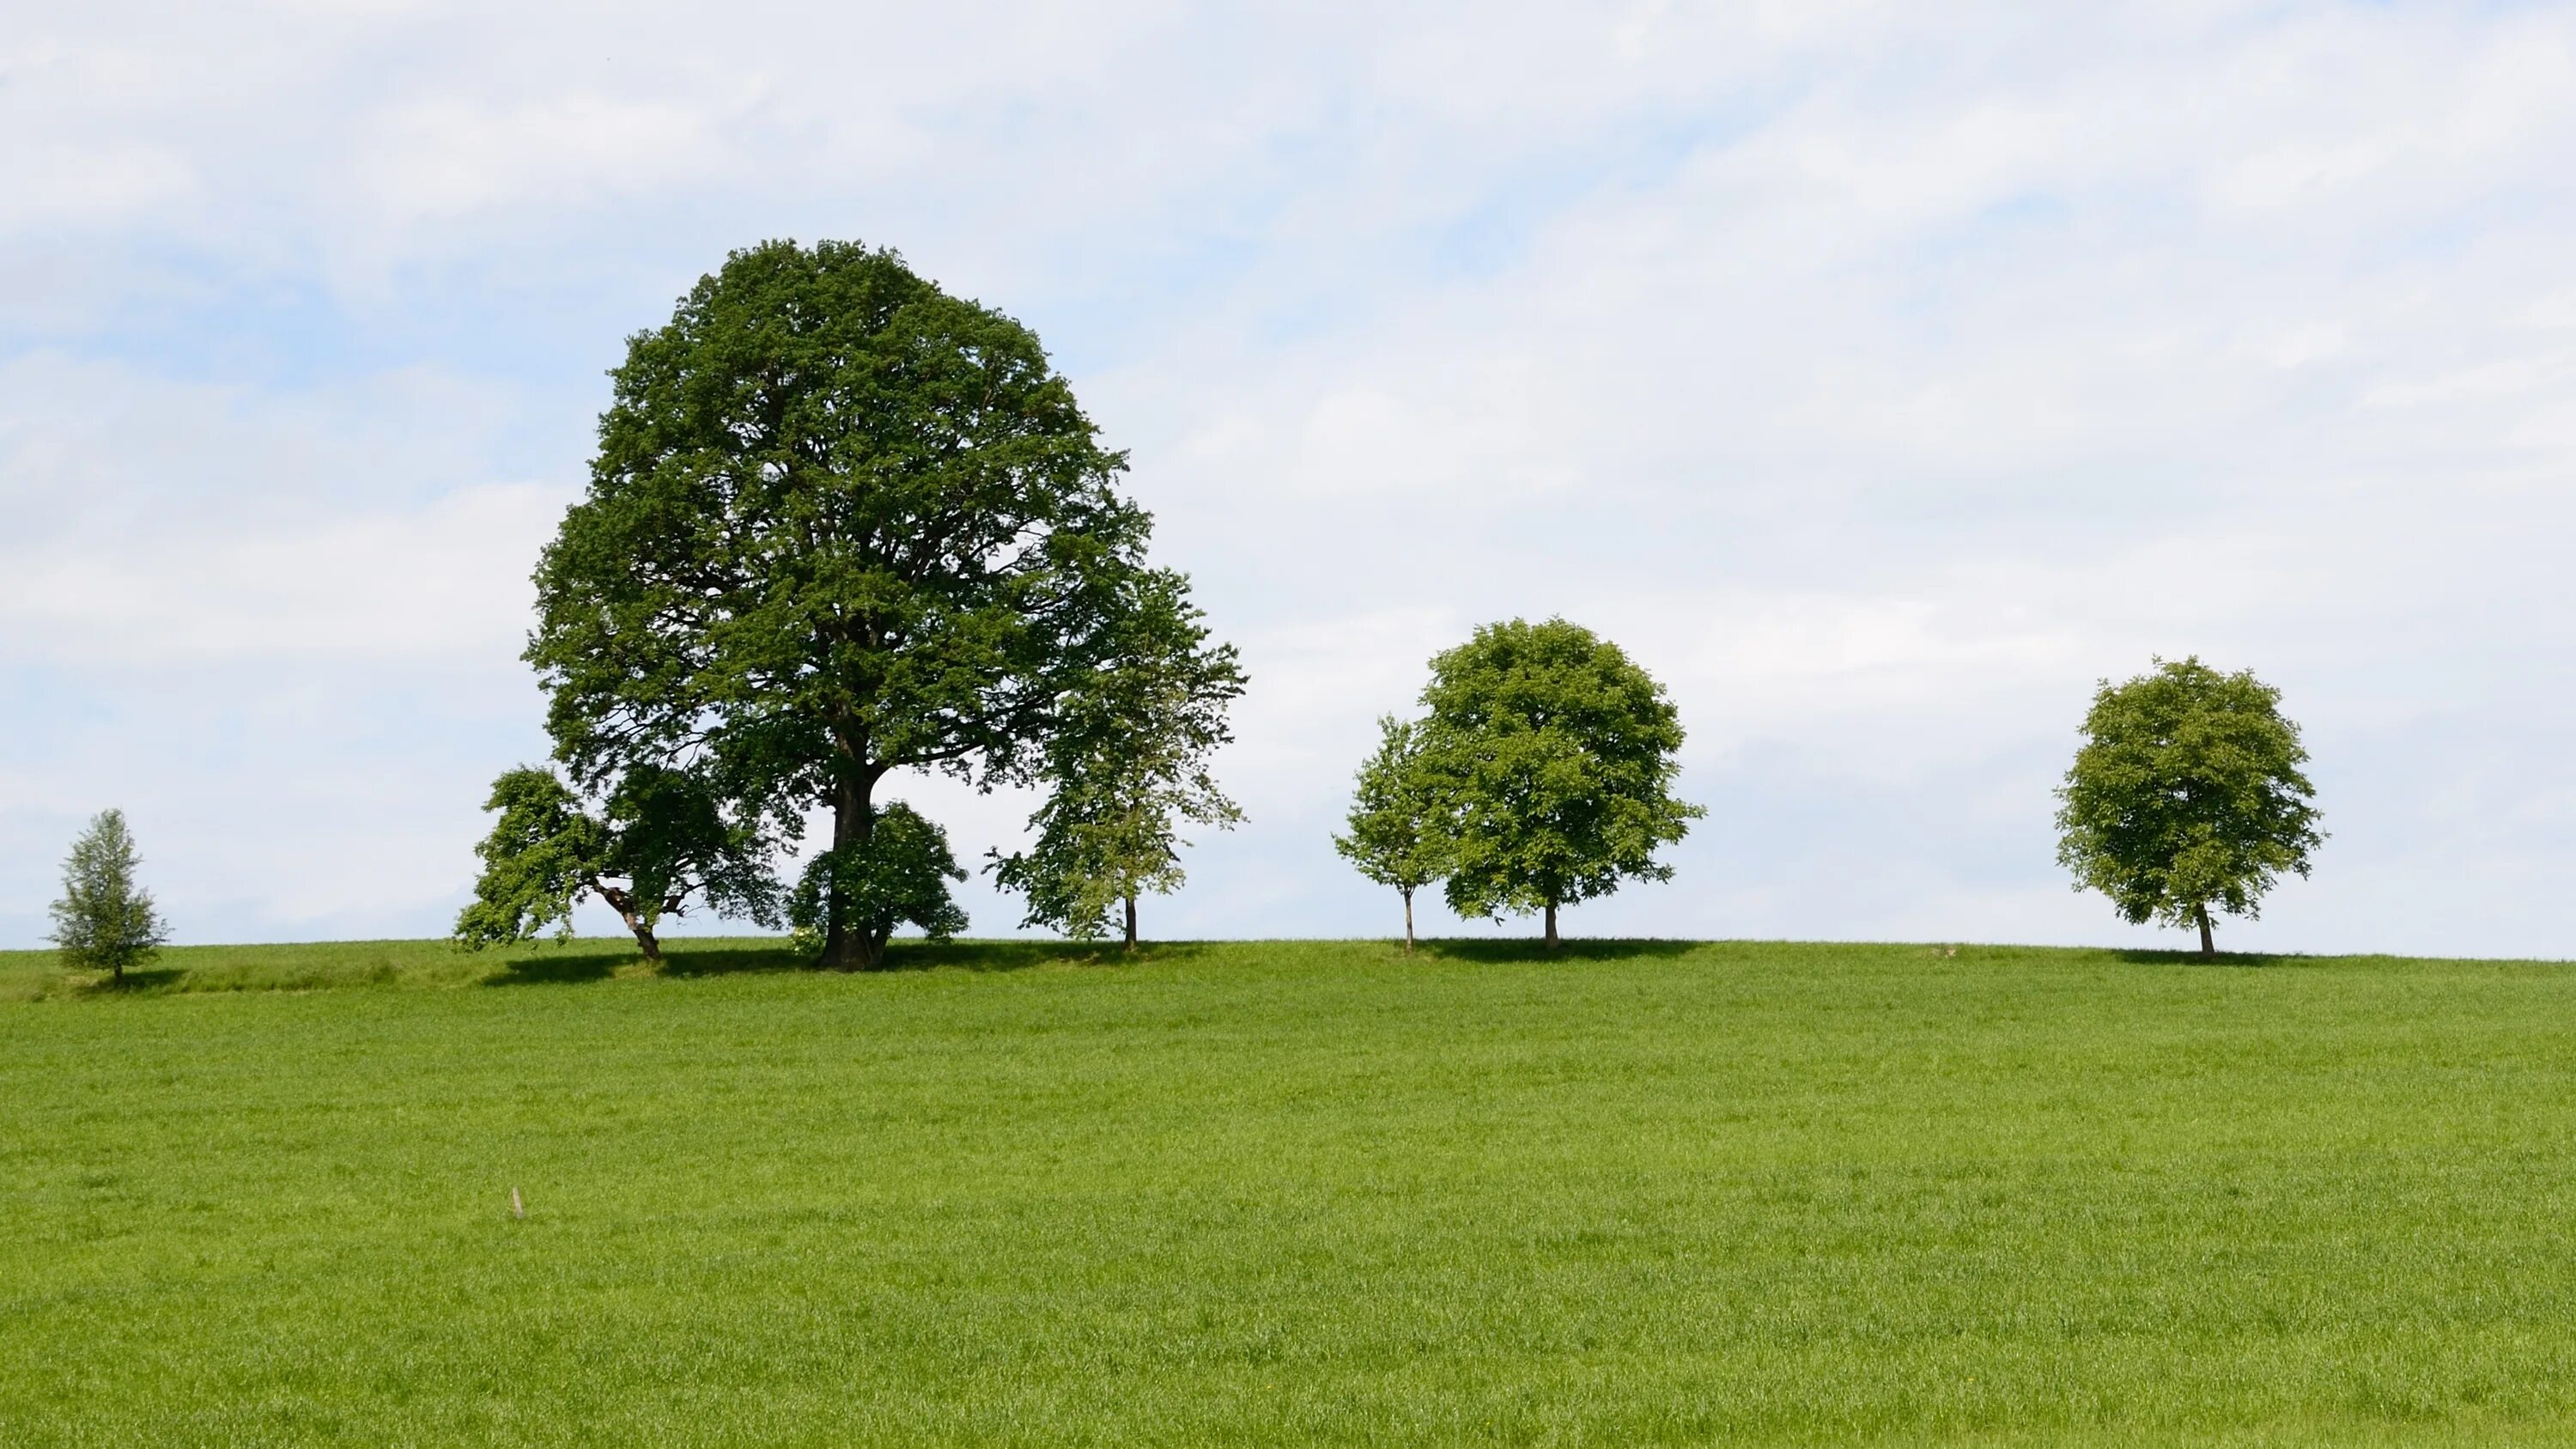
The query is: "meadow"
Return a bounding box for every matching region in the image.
[3,935,2574,1445]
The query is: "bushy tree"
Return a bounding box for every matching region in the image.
[991,573,1244,951]
[2056,655,2324,957]
[788,802,969,965]
[1334,715,1450,953]
[455,765,779,962]
[527,239,1211,968]
[48,808,169,983]
[1418,618,1703,949]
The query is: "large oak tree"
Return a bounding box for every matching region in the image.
[529,240,1183,968]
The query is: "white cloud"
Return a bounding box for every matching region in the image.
[356,95,736,222]
[0,481,563,664]
[0,143,196,234]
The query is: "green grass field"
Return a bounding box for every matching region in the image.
[4,935,2574,1446]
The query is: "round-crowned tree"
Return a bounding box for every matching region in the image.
[1418,618,1703,949]
[529,240,1210,969]
[2055,656,2324,957]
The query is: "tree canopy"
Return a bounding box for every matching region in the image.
[1334,715,1450,953]
[2055,656,2324,956]
[454,765,778,962]
[1417,618,1703,948]
[527,238,1206,966]
[48,807,168,983]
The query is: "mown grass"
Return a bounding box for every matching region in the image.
[3,936,2574,1445]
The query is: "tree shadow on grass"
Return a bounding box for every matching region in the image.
[1414,937,1704,965]
[483,936,1173,985]
[67,966,188,994]
[653,939,1162,977]
[485,952,624,986]
[875,939,1224,973]
[2108,947,2300,969]
[484,939,820,985]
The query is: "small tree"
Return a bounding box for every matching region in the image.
[990,776,1176,950]
[49,808,170,983]
[2056,656,2324,958]
[1334,715,1450,953]
[788,802,969,967]
[455,765,780,962]
[991,573,1243,952]
[1418,618,1704,949]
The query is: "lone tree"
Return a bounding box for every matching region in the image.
[1334,715,1450,953]
[991,573,1244,951]
[455,765,780,963]
[1417,618,1703,949]
[787,801,969,965]
[2055,656,2324,958]
[528,239,1216,969]
[49,808,169,983]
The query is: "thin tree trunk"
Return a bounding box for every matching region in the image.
[1545,898,1560,951]
[1124,892,1138,953]
[2196,902,2215,959]
[1402,888,1415,954]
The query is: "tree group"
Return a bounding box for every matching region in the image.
[459,240,1240,967]
[442,236,2331,965]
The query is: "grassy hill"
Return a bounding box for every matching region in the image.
[3,936,2573,1445]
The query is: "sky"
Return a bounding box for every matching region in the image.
[3,0,2573,958]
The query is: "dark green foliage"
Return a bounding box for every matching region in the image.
[990,572,1244,948]
[455,765,778,961]
[46,807,168,982]
[1333,715,1450,951]
[1417,618,1704,947]
[2056,656,2325,956]
[788,802,969,965]
[454,770,605,947]
[527,238,1191,967]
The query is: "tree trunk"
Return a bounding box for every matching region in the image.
[823,772,879,971]
[1545,898,1560,951]
[1123,892,1138,953]
[2196,902,2215,959]
[1402,888,1415,955]
[620,913,664,964]
[596,884,664,964]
